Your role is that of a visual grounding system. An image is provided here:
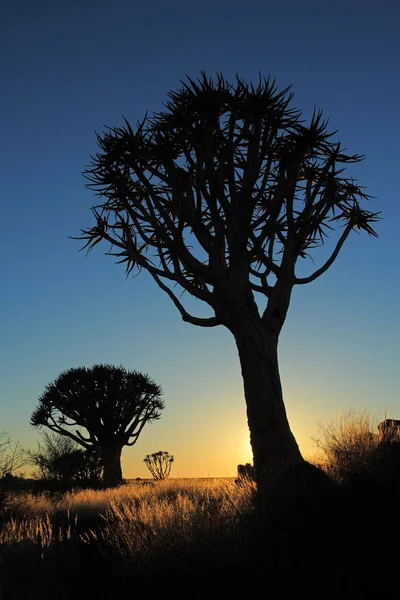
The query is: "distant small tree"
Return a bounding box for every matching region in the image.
[30,364,165,488]
[144,451,174,480]
[28,431,103,487]
[0,431,26,478]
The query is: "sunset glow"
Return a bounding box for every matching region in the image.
[1,0,398,480]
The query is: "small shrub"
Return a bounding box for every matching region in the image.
[312,409,384,483]
[28,432,103,490]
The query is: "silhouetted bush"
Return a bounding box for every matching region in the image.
[28,432,103,491]
[312,409,400,492]
[0,431,26,478]
[312,409,382,483]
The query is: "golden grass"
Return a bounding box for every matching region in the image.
[2,491,54,518]
[311,408,387,483]
[3,409,394,574]
[0,477,255,564]
[2,413,400,598]
[84,478,254,564]
[0,408,390,554]
[0,513,74,548]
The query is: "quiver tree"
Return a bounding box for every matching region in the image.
[144,450,174,480]
[77,73,380,489]
[30,364,164,488]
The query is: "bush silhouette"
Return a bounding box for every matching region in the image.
[28,432,103,489]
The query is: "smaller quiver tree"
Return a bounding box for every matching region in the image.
[144,450,174,480]
[30,364,165,488]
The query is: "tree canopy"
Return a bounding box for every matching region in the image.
[78,72,379,334]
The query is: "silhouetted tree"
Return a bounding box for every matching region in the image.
[77,73,380,488]
[144,450,174,480]
[28,431,103,488]
[0,431,26,478]
[30,364,164,488]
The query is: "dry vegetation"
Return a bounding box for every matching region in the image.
[312,409,399,483]
[1,411,400,598]
[0,478,256,598]
[312,409,380,478]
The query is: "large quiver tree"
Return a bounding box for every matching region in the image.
[77,73,380,488]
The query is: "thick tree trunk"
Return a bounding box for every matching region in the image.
[101,445,123,488]
[231,310,304,491]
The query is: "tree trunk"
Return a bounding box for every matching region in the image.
[101,445,123,488]
[231,310,304,491]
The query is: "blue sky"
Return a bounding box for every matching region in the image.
[1,0,399,478]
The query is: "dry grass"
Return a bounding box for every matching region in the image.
[0,478,256,597]
[84,478,254,568]
[3,412,400,598]
[311,408,389,483]
[2,416,400,597]
[0,513,74,547]
[0,478,255,565]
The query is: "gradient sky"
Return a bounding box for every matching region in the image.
[1,0,399,479]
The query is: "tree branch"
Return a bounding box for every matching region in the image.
[125,413,148,446]
[151,271,220,327]
[44,415,92,450]
[294,223,352,284]
[248,231,281,276]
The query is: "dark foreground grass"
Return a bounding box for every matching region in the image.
[1,411,400,599]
